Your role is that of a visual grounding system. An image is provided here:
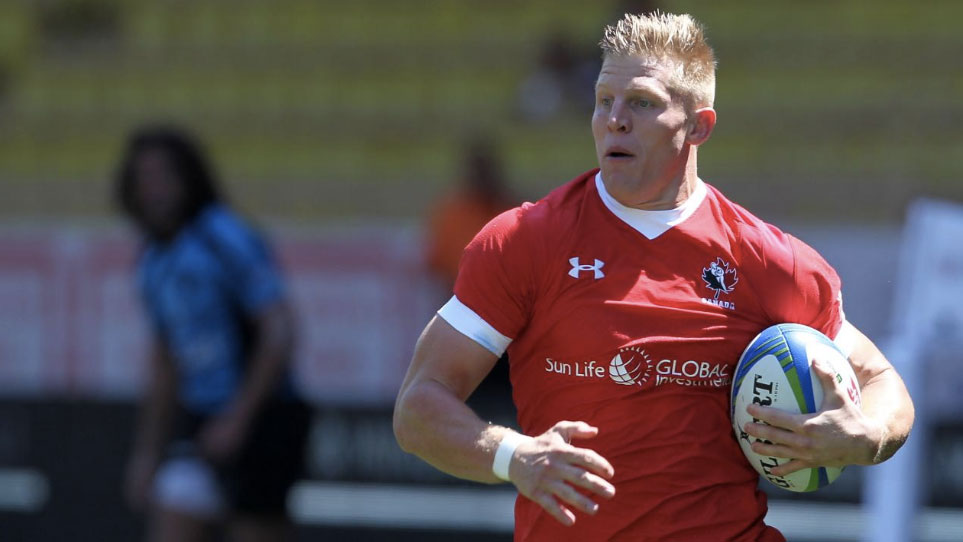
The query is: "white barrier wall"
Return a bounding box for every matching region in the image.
[865,199,963,542]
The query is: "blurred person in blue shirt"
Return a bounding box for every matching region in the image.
[116,126,310,542]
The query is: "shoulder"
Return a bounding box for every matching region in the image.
[198,204,255,240]
[702,183,796,269]
[193,205,266,261]
[702,183,841,321]
[471,169,598,249]
[458,169,597,293]
[529,168,599,225]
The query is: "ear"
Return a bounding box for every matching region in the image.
[686,107,716,146]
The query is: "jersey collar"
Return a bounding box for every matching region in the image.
[594,172,707,240]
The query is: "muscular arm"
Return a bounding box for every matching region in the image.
[394,316,616,525]
[845,325,914,464]
[393,315,506,483]
[746,324,914,473]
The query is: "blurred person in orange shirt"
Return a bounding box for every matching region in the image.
[425,137,516,292]
[425,137,517,404]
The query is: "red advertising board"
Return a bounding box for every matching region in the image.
[0,225,436,404]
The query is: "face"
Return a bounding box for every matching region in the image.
[592,55,697,208]
[129,147,187,239]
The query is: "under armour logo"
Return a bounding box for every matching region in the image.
[569,257,605,279]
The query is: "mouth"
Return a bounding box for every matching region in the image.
[604,147,635,159]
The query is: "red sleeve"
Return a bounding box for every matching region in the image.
[452,205,537,339]
[761,233,844,339]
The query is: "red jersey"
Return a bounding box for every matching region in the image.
[439,170,847,541]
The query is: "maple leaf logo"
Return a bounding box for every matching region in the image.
[702,258,739,300]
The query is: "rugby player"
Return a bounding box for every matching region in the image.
[394,12,914,541]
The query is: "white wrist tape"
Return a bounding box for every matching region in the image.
[492,432,532,482]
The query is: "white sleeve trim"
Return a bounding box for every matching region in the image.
[437,296,513,356]
[833,320,858,359]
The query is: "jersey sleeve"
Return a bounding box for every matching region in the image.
[439,206,538,356]
[761,233,851,350]
[206,211,285,315]
[232,235,284,314]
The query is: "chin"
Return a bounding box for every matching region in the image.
[600,167,634,187]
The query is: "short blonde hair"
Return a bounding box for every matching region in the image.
[599,11,716,110]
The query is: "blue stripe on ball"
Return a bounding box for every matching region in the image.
[778,325,818,414]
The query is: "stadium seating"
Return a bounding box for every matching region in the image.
[0,0,960,219]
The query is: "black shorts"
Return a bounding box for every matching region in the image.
[171,400,312,517]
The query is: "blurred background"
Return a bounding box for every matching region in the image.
[0,0,961,541]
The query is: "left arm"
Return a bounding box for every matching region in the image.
[198,300,295,462]
[843,325,914,464]
[745,324,914,475]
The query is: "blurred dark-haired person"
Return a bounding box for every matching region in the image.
[117,126,310,542]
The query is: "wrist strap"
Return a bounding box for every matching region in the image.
[492,432,531,481]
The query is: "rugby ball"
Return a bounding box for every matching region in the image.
[730,323,861,492]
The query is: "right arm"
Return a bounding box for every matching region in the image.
[124,340,176,509]
[393,316,616,525]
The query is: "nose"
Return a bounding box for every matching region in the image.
[606,101,631,133]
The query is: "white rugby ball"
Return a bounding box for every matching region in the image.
[730,323,861,492]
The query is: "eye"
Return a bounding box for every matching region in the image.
[598,96,613,107]
[634,98,652,108]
